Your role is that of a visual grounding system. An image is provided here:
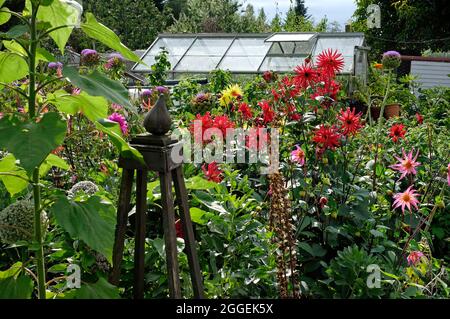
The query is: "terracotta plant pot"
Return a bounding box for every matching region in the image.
[384,103,401,119]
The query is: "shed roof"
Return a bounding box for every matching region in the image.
[132,32,365,75]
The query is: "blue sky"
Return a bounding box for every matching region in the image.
[244,0,357,28]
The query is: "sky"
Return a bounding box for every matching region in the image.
[244,0,357,29]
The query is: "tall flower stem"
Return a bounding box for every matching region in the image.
[28,1,46,299]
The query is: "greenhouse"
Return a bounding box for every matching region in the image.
[132,32,368,79]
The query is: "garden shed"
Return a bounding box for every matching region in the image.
[132,32,368,80]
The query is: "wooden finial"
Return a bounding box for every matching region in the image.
[143,94,172,135]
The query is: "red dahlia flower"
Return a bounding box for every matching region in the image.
[312,125,341,151]
[238,102,253,120]
[202,162,223,183]
[258,100,276,124]
[389,123,406,143]
[316,49,344,75]
[337,107,364,136]
[213,115,235,137]
[294,63,318,89]
[415,113,423,124]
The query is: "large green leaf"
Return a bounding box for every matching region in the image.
[75,278,120,299]
[0,275,34,299]
[0,52,28,83]
[63,66,134,110]
[0,0,11,26]
[49,90,108,122]
[0,113,67,175]
[25,0,77,53]
[39,153,70,177]
[81,12,141,64]
[185,176,217,190]
[52,196,116,263]
[95,120,144,164]
[189,207,213,225]
[0,262,34,299]
[0,154,28,196]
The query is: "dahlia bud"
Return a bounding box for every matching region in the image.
[319,197,328,208]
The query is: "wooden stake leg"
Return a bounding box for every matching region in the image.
[160,172,182,298]
[172,167,205,299]
[134,169,148,299]
[110,169,134,286]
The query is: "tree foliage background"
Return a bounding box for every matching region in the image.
[352,0,450,58]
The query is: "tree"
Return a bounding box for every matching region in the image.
[352,0,450,57]
[256,8,268,32]
[168,0,243,33]
[164,0,188,20]
[270,12,283,32]
[328,21,342,32]
[72,0,167,51]
[294,0,309,18]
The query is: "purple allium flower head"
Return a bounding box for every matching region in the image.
[155,86,168,94]
[196,93,207,100]
[142,89,153,97]
[108,113,128,135]
[48,62,63,69]
[81,49,98,56]
[108,53,124,61]
[105,53,125,70]
[383,50,401,58]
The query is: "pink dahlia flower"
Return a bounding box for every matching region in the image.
[291,145,305,166]
[393,186,420,214]
[407,251,424,266]
[390,148,421,180]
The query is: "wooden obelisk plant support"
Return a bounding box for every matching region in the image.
[109,94,204,299]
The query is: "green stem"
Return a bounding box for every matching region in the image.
[33,168,46,299]
[377,70,392,127]
[28,2,46,299]
[28,4,38,118]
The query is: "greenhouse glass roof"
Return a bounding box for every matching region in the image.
[132,32,365,75]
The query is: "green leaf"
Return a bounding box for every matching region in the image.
[52,196,116,264]
[3,40,27,56]
[40,153,70,177]
[31,0,78,53]
[95,121,144,164]
[75,278,120,299]
[190,207,213,225]
[0,52,28,83]
[0,4,11,26]
[0,275,34,299]
[63,66,133,110]
[298,242,315,256]
[49,90,108,122]
[36,47,56,62]
[0,113,67,174]
[185,176,217,190]
[81,12,141,64]
[2,25,28,38]
[0,154,28,196]
[0,262,22,279]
